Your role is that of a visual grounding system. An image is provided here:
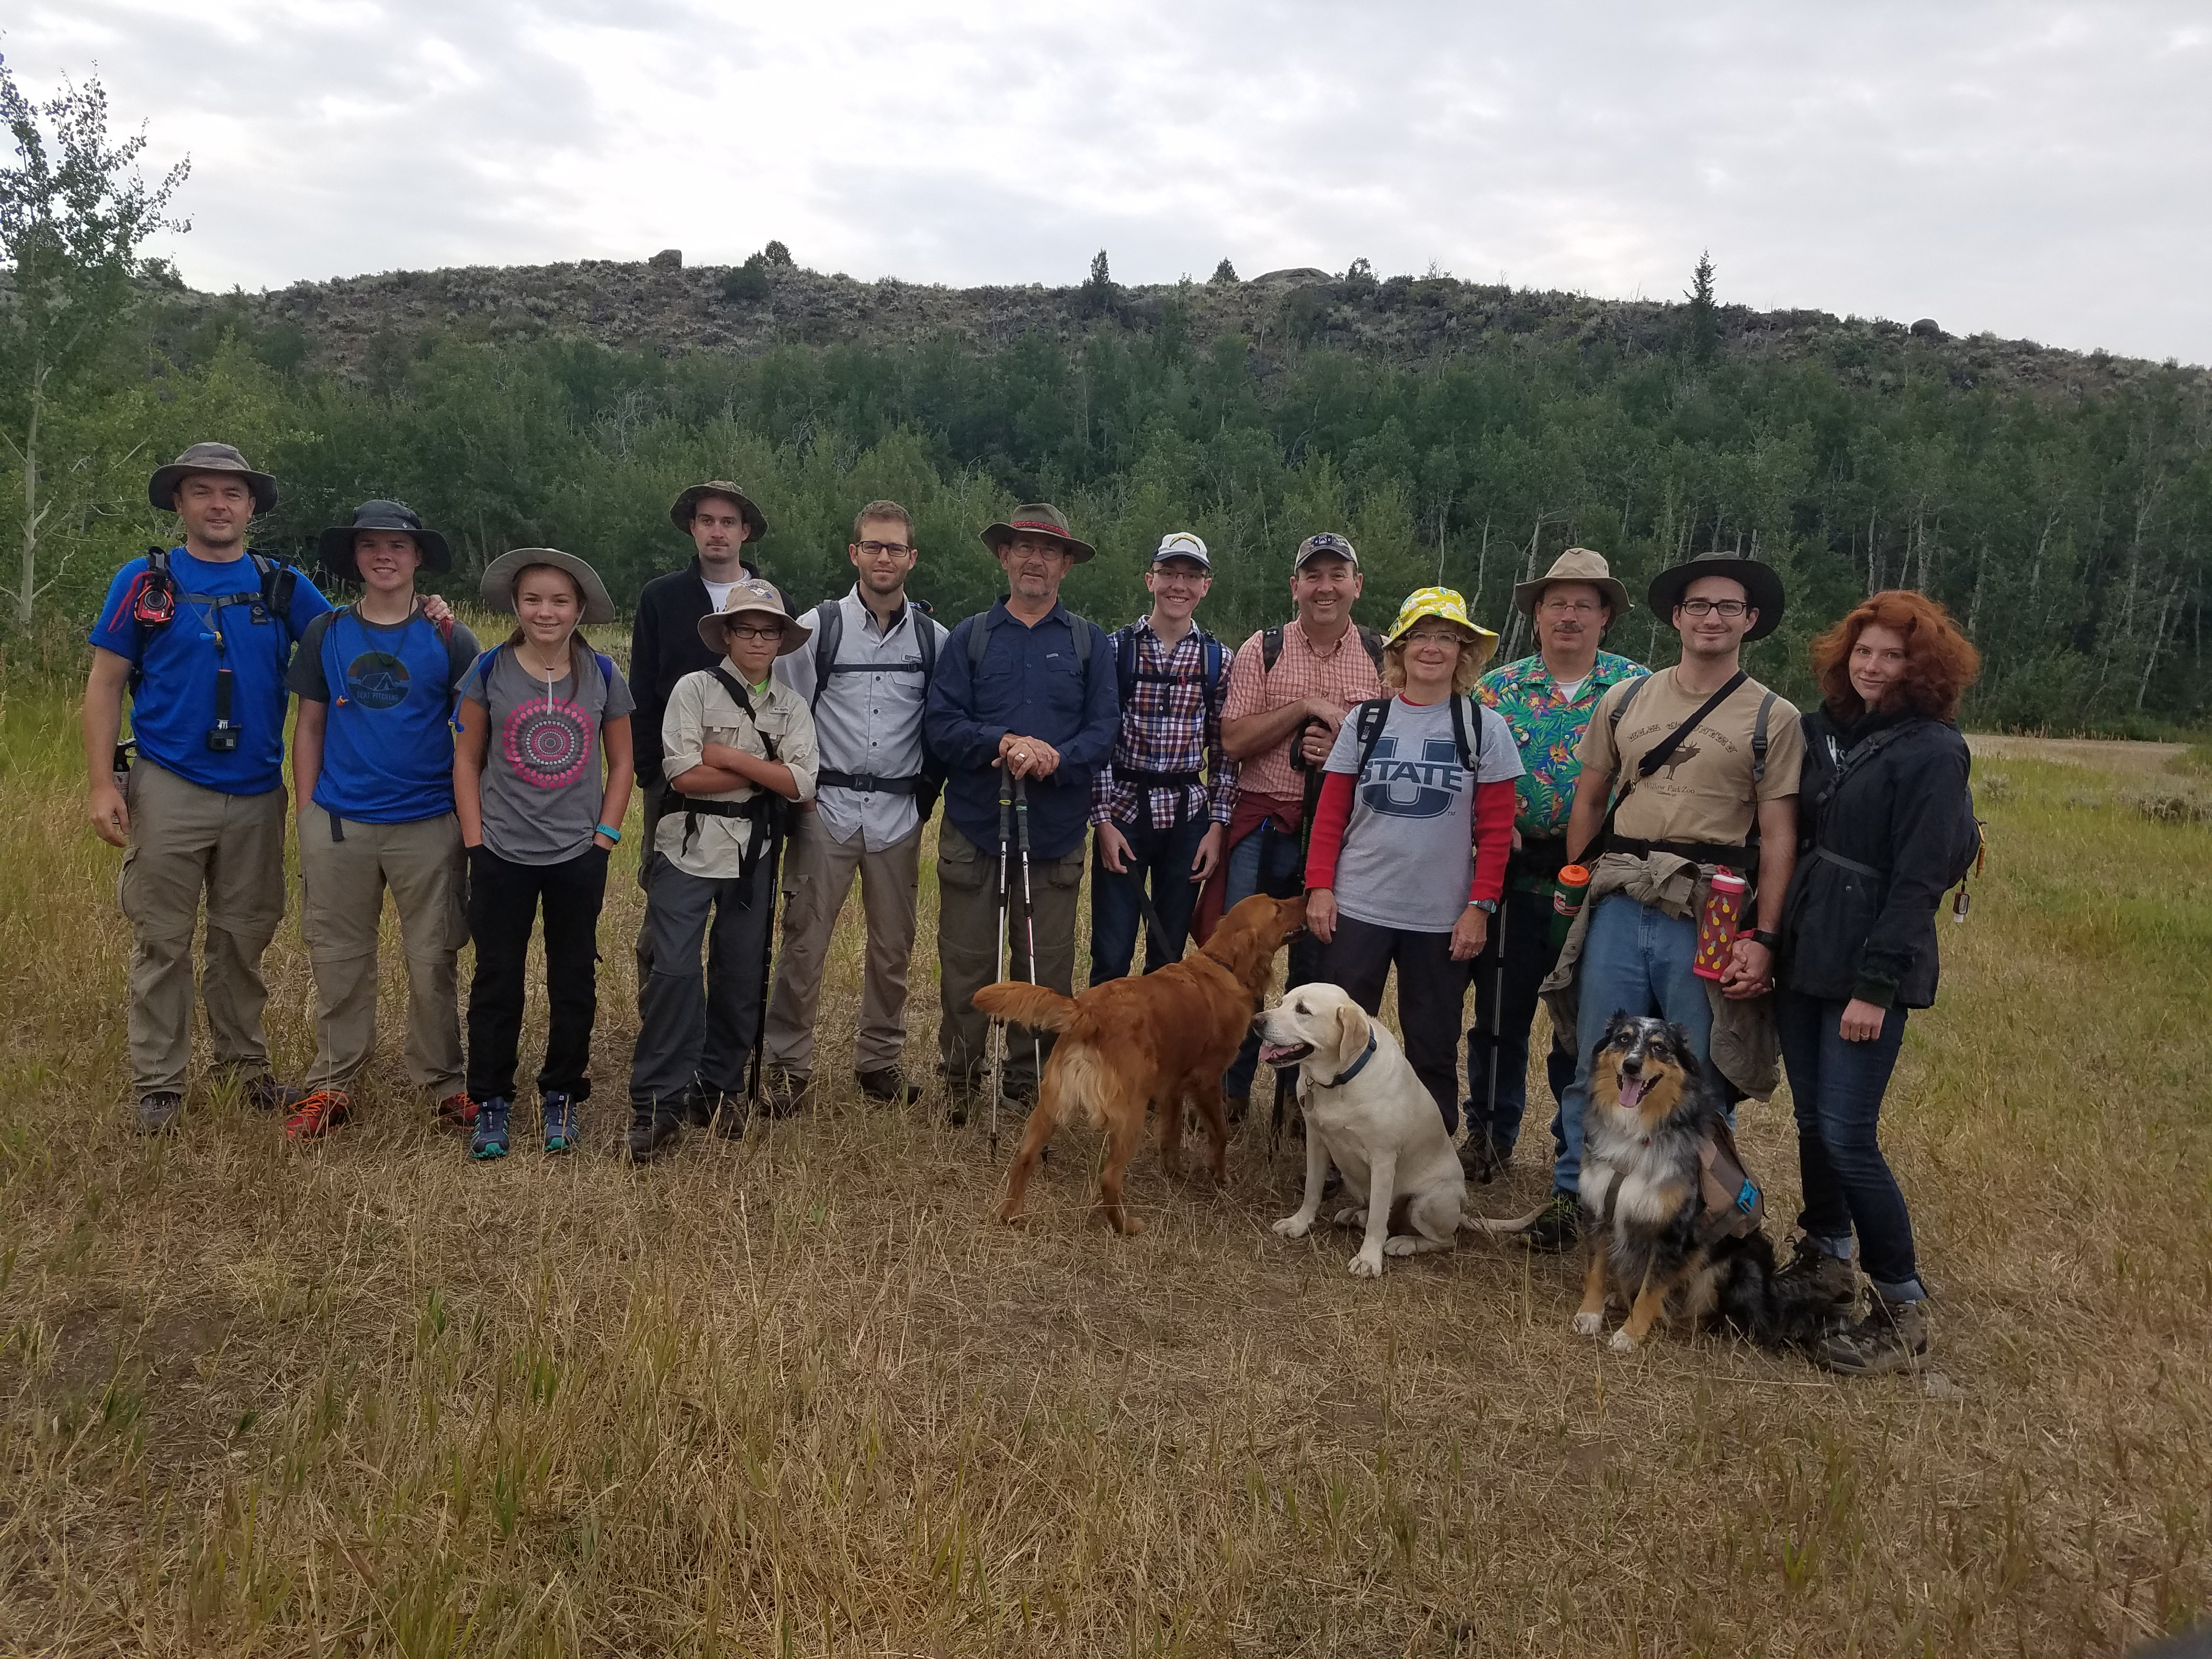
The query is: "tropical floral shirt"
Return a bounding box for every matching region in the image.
[1475,650,1648,839]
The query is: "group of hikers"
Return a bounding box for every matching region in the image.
[84,441,1983,1377]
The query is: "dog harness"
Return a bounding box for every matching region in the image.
[1313,1030,1379,1090]
[1591,1119,1765,1244]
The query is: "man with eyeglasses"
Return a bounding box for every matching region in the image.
[1521,548,1805,1252]
[760,501,949,1113]
[629,482,771,1006]
[1461,549,1646,1183]
[1088,533,1237,984]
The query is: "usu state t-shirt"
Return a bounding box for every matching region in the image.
[462,644,635,865]
[1322,695,1523,932]
[289,606,481,823]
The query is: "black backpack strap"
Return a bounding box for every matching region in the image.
[1352,697,1393,776]
[1356,625,1385,675]
[967,612,991,669]
[1114,624,1138,708]
[1751,691,1776,786]
[1448,692,1483,775]
[809,600,842,710]
[914,604,938,678]
[1261,625,1284,673]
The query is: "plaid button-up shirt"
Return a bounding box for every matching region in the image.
[1090,619,1239,829]
[1218,619,1386,802]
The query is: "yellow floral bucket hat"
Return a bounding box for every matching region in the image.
[1385,585,1500,670]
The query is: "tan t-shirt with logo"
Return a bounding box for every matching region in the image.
[1577,667,1804,847]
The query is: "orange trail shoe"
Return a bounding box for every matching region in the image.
[434,1091,478,1130]
[285,1088,352,1143]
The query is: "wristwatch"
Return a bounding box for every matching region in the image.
[1742,928,1780,949]
[1468,899,1498,915]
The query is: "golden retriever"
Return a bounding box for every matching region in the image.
[973,893,1306,1234]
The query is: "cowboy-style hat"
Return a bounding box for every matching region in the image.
[1385,586,1501,672]
[981,503,1096,564]
[1646,549,1786,641]
[148,442,278,516]
[669,481,769,543]
[1513,547,1630,618]
[696,577,812,657]
[317,499,453,578]
[480,547,617,625]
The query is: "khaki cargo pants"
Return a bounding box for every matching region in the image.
[763,810,923,1081]
[118,760,289,1094]
[935,819,1084,1096]
[297,805,466,1097]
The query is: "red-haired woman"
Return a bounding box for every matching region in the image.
[1776,590,1979,1375]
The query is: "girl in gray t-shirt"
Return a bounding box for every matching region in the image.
[454,552,636,1161]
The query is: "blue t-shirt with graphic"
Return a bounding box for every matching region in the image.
[1323,694,1524,932]
[89,548,332,795]
[287,607,481,823]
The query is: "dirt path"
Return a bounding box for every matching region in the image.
[1966,733,2190,772]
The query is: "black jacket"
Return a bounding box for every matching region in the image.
[1779,706,1975,1010]
[628,557,755,792]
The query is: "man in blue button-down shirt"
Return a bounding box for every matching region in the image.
[925,503,1119,1113]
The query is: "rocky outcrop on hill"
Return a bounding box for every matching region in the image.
[159,255,2195,402]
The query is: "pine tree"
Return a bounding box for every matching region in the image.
[1685,251,1719,366]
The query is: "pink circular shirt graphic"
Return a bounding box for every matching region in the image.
[502,697,597,789]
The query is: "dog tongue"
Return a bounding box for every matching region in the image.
[1618,1075,1646,1110]
[1258,1043,1301,1064]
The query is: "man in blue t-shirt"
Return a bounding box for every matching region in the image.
[281,501,481,1142]
[85,443,332,1133]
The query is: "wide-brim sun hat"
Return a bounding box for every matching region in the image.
[1514,547,1630,618]
[481,547,617,625]
[669,480,769,543]
[980,502,1096,564]
[696,577,812,657]
[1646,549,1786,641]
[1386,586,1501,673]
[148,442,278,516]
[317,499,453,578]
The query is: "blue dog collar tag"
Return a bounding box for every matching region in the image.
[1736,1180,1759,1214]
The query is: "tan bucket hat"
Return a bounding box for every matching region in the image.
[480,547,617,625]
[148,442,278,516]
[669,481,769,543]
[1513,548,1630,618]
[980,503,1095,564]
[696,577,812,656]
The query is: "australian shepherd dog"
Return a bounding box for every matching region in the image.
[1498,1012,1836,1353]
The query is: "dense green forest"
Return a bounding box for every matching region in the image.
[12,276,2212,732]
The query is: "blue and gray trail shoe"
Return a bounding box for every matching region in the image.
[541,1092,579,1154]
[470,1097,511,1161]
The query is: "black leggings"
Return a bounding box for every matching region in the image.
[1321,913,1471,1133]
[466,843,608,1104]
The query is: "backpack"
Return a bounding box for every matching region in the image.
[464,644,620,725]
[1114,622,1226,715]
[122,545,302,695]
[1260,622,1385,678]
[809,597,946,818]
[967,607,1095,673]
[1348,692,1486,780]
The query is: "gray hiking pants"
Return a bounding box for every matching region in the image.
[629,855,774,1110]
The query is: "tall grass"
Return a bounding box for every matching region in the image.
[1,668,2208,1655]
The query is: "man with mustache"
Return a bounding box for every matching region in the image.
[1461,549,1646,1182]
[924,504,1118,1116]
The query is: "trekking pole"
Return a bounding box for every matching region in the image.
[1481,896,1509,1148]
[1012,771,1043,1095]
[746,815,785,1106]
[991,763,1012,1154]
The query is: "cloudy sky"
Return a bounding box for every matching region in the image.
[10,2,2209,363]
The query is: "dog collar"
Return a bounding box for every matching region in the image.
[1317,1031,1379,1090]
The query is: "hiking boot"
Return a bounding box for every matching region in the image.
[284,1088,352,1143]
[541,1092,579,1154]
[627,1102,681,1164]
[433,1091,478,1131]
[240,1073,303,1114]
[855,1066,921,1106]
[1458,1130,1510,1184]
[1522,1191,1582,1254]
[470,1097,512,1161]
[1815,1296,1929,1375]
[680,1090,715,1128]
[708,1094,749,1139]
[760,1069,810,1119]
[136,1091,185,1135]
[1775,1238,1860,1316]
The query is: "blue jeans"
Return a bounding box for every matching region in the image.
[1553,895,1722,1195]
[1221,821,1308,1102]
[1776,990,1925,1301]
[1464,881,1577,1153]
[1089,813,1210,984]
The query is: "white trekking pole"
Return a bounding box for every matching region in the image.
[990,762,1013,1154]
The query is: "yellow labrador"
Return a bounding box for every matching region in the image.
[1257,983,1468,1277]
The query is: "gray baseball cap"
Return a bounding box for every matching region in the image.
[1294,532,1359,570]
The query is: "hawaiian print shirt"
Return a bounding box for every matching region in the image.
[1475,650,1647,839]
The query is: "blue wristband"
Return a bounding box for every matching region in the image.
[595,823,620,843]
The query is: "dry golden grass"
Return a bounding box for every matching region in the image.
[2,673,2209,1656]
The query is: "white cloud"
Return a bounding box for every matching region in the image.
[7,0,2207,360]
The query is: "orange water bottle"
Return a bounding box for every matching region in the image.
[1692,870,1749,980]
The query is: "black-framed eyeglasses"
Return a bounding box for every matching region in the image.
[856,540,913,557]
[724,623,785,641]
[1677,598,1749,618]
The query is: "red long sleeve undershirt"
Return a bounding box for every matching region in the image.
[1304,770,1518,908]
